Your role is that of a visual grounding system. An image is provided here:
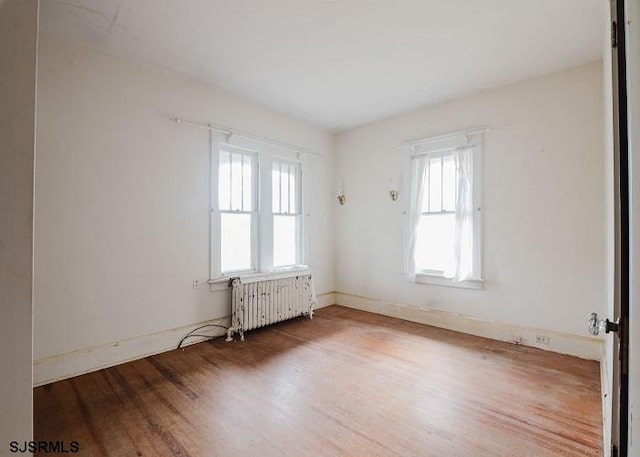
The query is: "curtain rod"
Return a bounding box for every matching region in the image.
[404,126,488,148]
[171,116,325,159]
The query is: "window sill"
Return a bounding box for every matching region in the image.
[415,273,484,290]
[207,265,311,291]
[208,277,232,292]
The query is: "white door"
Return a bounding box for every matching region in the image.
[592,2,632,456]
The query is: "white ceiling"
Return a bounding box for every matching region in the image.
[40,0,604,132]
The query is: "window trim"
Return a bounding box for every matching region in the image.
[409,128,485,288]
[209,132,307,284]
[415,272,484,289]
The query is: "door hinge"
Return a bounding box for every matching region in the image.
[606,319,620,334]
[612,21,618,48]
[621,316,629,375]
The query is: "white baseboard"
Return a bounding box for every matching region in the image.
[33,291,336,386]
[34,291,600,386]
[335,292,603,360]
[33,316,231,387]
[315,291,336,309]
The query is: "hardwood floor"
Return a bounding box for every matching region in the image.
[34,305,602,456]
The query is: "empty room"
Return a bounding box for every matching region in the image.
[2,0,640,456]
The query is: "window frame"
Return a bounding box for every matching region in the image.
[409,129,484,289]
[209,133,307,286]
[271,158,304,269]
[216,145,259,276]
[418,150,456,276]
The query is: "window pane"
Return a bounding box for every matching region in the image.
[242,155,252,211]
[272,162,281,213]
[273,161,301,214]
[415,213,455,273]
[221,213,252,272]
[421,164,430,213]
[273,215,297,267]
[280,164,290,213]
[442,154,456,211]
[289,164,298,213]
[231,153,243,211]
[428,156,442,212]
[219,150,231,210]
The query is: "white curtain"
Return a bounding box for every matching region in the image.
[404,154,428,280]
[444,146,474,281]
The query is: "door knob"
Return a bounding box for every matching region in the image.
[587,312,619,336]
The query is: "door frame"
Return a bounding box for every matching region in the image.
[610,0,631,455]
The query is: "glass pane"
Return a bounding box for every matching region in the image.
[231,153,243,211]
[219,150,231,210]
[242,155,252,211]
[442,154,456,211]
[281,164,290,213]
[421,164,430,213]
[289,164,298,213]
[273,215,297,267]
[428,156,442,212]
[272,162,281,213]
[221,213,252,272]
[415,214,455,273]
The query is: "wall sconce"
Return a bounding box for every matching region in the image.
[389,178,399,202]
[337,182,346,205]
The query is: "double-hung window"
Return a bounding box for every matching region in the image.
[272,160,302,268]
[414,152,457,274]
[218,147,257,275]
[406,129,484,289]
[211,137,306,282]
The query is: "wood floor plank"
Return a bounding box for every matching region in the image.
[34,305,603,456]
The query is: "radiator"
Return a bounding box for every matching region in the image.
[226,272,315,341]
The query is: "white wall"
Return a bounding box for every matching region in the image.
[34,33,334,379]
[34,32,607,385]
[0,0,38,446]
[334,62,606,338]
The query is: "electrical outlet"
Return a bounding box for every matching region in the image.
[535,335,550,345]
[192,278,200,289]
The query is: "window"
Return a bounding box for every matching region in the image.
[406,129,483,288]
[414,152,456,274]
[210,137,306,281]
[272,161,302,267]
[218,148,257,274]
